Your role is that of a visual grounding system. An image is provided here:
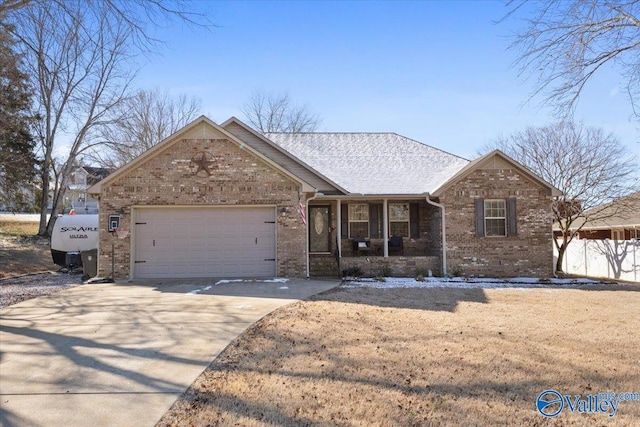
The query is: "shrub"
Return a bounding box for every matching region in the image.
[415,267,433,279]
[342,265,363,278]
[380,263,393,277]
[451,266,463,277]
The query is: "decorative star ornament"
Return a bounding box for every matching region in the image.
[190,152,215,176]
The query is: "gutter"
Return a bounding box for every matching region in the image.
[314,193,429,200]
[425,195,447,276]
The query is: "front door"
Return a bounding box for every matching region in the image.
[309,206,330,253]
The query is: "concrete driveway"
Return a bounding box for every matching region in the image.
[0,278,338,427]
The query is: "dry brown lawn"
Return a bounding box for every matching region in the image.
[0,217,55,278]
[158,284,640,427]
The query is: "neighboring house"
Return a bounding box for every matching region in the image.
[67,166,111,214]
[554,192,640,283]
[557,191,640,241]
[88,116,561,280]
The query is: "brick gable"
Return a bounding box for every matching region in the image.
[96,137,306,279]
[440,167,554,277]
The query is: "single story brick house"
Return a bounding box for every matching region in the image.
[88,116,561,280]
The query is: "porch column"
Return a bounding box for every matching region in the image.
[336,199,342,259]
[383,198,388,257]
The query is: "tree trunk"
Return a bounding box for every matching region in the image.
[37,161,50,236]
[45,162,72,236]
[555,243,566,274]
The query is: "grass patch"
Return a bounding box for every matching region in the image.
[1,216,54,278]
[0,219,39,237]
[158,286,640,426]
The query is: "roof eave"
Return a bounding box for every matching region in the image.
[88,116,317,194]
[431,150,563,198]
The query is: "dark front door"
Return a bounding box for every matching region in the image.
[309,206,330,253]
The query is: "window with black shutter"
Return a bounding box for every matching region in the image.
[410,203,420,238]
[475,198,517,237]
[369,204,381,238]
[389,203,410,237]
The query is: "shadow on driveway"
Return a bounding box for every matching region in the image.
[0,278,338,427]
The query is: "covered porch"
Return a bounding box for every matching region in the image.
[307,196,444,277]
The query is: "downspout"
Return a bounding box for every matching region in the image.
[305,192,320,278]
[336,199,342,260]
[426,195,447,276]
[383,199,389,257]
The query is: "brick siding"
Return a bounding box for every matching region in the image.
[439,167,554,277]
[96,138,306,279]
[339,256,442,278]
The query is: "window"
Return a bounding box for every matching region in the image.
[611,229,625,240]
[389,203,410,237]
[484,200,506,237]
[476,198,517,237]
[348,203,369,238]
[74,171,86,186]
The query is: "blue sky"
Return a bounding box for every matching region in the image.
[137,1,640,162]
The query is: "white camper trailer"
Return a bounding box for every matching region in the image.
[50,214,99,277]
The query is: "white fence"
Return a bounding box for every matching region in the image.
[555,239,640,283]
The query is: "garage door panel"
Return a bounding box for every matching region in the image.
[134,207,276,279]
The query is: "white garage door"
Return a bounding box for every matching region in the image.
[133,207,276,279]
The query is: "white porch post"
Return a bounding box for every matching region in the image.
[336,199,342,259]
[383,198,388,257]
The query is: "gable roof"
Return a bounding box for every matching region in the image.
[265,132,470,195]
[221,117,348,194]
[431,150,563,197]
[81,166,111,185]
[87,116,316,194]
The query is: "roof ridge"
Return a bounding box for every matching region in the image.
[267,131,470,162]
[392,133,470,163]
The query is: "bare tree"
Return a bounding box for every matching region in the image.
[241,90,321,133]
[85,89,202,169]
[484,122,638,273]
[8,3,134,235]
[505,1,640,118]
[5,1,210,236]
[0,0,29,14]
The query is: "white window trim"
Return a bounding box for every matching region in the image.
[484,199,507,237]
[611,229,625,240]
[348,203,369,239]
[389,203,410,238]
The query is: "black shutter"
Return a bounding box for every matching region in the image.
[507,198,517,236]
[369,204,380,238]
[475,199,485,237]
[341,203,348,239]
[410,203,420,238]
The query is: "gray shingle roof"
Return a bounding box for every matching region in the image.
[264,132,470,195]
